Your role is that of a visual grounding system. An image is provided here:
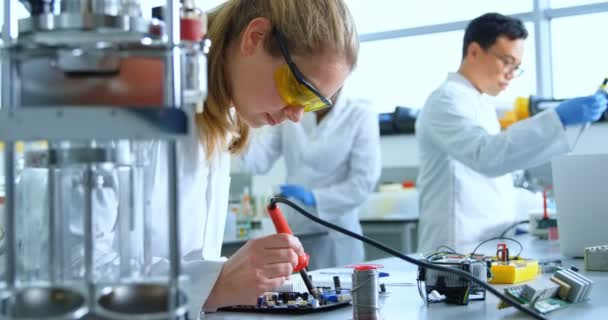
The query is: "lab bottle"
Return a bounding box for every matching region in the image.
[236,188,252,239]
[241,187,252,217]
[224,203,239,241]
[247,191,264,238]
[236,215,250,239]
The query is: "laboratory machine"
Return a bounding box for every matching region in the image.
[0,0,209,318]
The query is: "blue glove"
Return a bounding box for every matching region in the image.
[555,92,608,127]
[280,184,316,207]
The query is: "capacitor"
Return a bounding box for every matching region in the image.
[278,292,287,303]
[333,275,342,293]
[352,265,381,320]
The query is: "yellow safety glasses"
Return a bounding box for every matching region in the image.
[273,28,333,112]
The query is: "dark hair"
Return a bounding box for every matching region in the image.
[462,12,528,59]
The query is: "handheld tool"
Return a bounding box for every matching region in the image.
[573,77,608,149]
[267,203,317,299]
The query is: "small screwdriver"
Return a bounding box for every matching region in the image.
[267,202,318,299]
[573,77,608,150]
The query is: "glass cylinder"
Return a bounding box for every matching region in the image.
[1,141,89,319]
[95,140,189,320]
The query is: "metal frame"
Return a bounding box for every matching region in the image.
[2,0,16,293]
[359,12,534,42]
[358,1,608,99]
[0,107,188,141]
[534,0,554,97]
[164,1,183,316]
[1,0,187,318]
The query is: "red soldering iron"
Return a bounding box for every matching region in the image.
[267,202,317,299]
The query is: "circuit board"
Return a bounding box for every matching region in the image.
[217,289,352,314]
[498,284,570,314]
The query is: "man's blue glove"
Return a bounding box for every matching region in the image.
[280,184,316,207]
[555,92,608,127]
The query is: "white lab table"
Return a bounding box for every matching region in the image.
[206,236,608,320]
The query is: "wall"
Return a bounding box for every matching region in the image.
[233,122,608,197]
[230,134,420,196]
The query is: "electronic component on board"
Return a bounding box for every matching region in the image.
[498,267,594,315]
[584,245,608,271]
[218,288,352,314]
[418,254,488,305]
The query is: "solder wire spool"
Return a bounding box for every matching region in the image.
[352,266,381,320]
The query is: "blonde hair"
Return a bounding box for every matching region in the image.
[198,0,359,158]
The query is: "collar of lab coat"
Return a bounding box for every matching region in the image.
[301,92,348,134]
[447,72,483,97]
[332,92,348,113]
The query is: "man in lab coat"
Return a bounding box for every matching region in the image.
[240,92,381,269]
[415,13,608,253]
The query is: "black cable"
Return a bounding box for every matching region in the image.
[499,220,530,238]
[270,196,547,320]
[471,237,523,258]
[417,280,428,305]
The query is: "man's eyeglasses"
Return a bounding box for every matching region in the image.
[487,50,524,78]
[272,28,333,112]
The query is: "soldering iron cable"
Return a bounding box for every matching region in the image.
[269,196,548,320]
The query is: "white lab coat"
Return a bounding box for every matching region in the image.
[241,97,381,269]
[143,134,231,318]
[415,73,570,253]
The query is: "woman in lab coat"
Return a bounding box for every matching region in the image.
[415,13,608,254]
[239,93,381,269]
[14,1,354,315]
[146,0,360,315]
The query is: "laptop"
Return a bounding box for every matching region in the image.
[552,154,608,257]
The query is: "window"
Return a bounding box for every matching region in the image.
[345,0,531,35]
[345,22,536,113]
[197,0,228,12]
[0,0,30,33]
[551,12,608,99]
[345,31,463,113]
[140,0,227,18]
[550,0,608,8]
